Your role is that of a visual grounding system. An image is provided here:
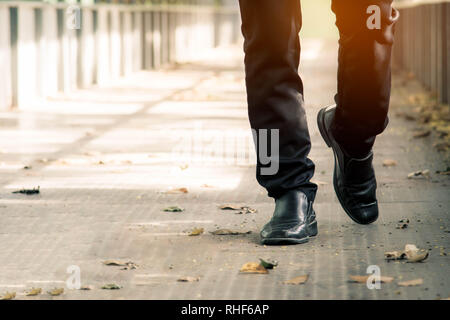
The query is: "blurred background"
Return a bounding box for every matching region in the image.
[0,0,448,109]
[0,0,448,300]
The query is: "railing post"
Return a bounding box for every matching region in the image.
[17,4,37,107]
[152,7,161,68]
[80,8,95,87]
[96,6,110,85]
[0,6,12,110]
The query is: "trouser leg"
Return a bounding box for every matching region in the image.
[331,0,399,157]
[238,0,317,200]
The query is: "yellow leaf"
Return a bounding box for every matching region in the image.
[188,228,204,236]
[48,288,64,296]
[1,292,16,300]
[283,275,308,285]
[239,262,268,274]
[26,288,42,296]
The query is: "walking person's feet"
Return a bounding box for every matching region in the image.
[317,105,379,224]
[260,190,318,245]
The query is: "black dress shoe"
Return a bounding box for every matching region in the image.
[317,105,378,224]
[260,190,318,245]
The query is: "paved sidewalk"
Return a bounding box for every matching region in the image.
[0,41,448,300]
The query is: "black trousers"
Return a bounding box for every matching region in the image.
[239,0,399,200]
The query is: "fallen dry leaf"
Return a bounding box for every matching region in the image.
[200,184,215,188]
[25,288,42,296]
[434,142,450,152]
[79,285,94,290]
[48,288,64,296]
[395,111,416,121]
[385,251,404,260]
[163,206,184,212]
[12,186,40,195]
[102,260,138,270]
[239,262,268,274]
[177,277,199,282]
[396,219,409,229]
[349,275,394,283]
[413,130,431,138]
[219,205,257,214]
[0,292,16,300]
[220,204,242,210]
[385,244,429,263]
[188,228,204,236]
[210,229,251,236]
[259,258,278,269]
[407,170,430,179]
[404,244,429,262]
[283,275,308,285]
[101,284,121,290]
[398,278,423,287]
[383,159,398,167]
[165,187,189,194]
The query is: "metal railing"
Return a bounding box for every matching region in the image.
[393,0,450,104]
[0,1,240,110]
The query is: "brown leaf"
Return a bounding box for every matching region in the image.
[188,228,204,236]
[165,187,188,194]
[79,285,94,290]
[210,229,251,236]
[48,288,64,296]
[396,221,409,229]
[239,262,268,274]
[102,260,138,269]
[219,204,242,210]
[404,244,429,263]
[383,159,398,167]
[177,277,199,282]
[12,186,40,195]
[283,275,308,285]
[385,251,404,260]
[219,204,257,214]
[385,244,429,263]
[239,206,257,214]
[413,130,431,138]
[25,288,42,296]
[398,278,423,287]
[0,292,16,300]
[349,275,394,283]
[407,170,430,179]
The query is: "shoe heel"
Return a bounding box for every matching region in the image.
[308,220,318,237]
[317,108,332,148]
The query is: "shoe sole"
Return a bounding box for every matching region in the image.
[317,107,377,225]
[260,221,318,245]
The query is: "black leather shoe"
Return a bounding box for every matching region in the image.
[317,105,378,224]
[260,190,318,245]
